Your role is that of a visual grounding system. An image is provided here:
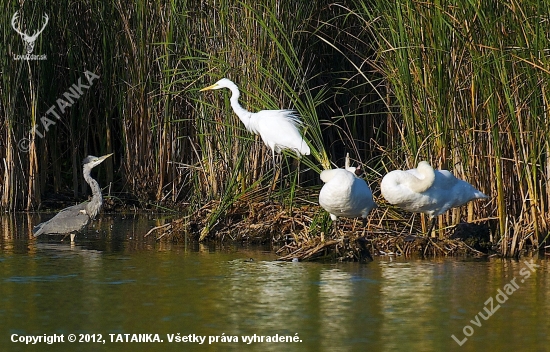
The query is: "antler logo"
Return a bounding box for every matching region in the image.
[11,11,49,54]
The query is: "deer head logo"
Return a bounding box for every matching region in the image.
[11,11,49,54]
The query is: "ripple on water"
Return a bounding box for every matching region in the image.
[4,274,78,283]
[92,279,136,285]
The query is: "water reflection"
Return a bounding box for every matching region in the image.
[0,213,176,254]
[378,261,439,351]
[0,213,549,352]
[318,269,355,347]
[225,261,306,337]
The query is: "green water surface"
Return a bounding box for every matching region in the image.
[1,214,548,351]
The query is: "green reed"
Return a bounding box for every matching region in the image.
[0,1,345,218]
[339,0,550,254]
[2,0,548,254]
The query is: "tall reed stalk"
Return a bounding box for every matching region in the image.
[1,1,334,210]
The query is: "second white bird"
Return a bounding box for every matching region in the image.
[319,165,377,226]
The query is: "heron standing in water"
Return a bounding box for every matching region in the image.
[33,153,113,242]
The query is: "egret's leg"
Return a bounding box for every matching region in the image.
[332,219,338,237]
[279,154,284,202]
[426,217,437,237]
[330,215,340,237]
[267,150,279,202]
[272,150,277,180]
[296,157,301,188]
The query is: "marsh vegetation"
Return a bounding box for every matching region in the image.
[1,0,549,257]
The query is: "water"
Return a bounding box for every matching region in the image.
[1,214,549,352]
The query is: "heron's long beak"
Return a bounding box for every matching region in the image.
[99,153,113,162]
[199,83,218,92]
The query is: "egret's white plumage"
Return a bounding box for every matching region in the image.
[200,78,310,158]
[380,161,488,232]
[319,166,377,225]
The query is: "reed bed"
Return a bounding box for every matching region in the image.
[1,0,549,257]
[319,0,550,256]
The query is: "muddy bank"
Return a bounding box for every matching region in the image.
[147,200,500,261]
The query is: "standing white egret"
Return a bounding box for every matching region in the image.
[380,161,488,235]
[199,78,310,190]
[319,159,377,229]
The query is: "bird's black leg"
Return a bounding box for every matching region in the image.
[266,152,278,202]
[296,158,301,188]
[426,217,437,237]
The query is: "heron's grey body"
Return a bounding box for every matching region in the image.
[33,154,112,241]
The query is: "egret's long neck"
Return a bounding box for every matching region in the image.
[227,84,253,131]
[83,166,102,218]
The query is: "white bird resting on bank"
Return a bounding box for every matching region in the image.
[380,160,488,235]
[319,155,377,229]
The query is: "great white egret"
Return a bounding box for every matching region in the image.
[380,161,488,235]
[200,78,310,191]
[319,158,377,229]
[33,154,112,242]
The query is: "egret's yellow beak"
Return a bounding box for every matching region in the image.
[199,83,218,92]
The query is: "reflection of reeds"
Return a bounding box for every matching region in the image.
[0,1,548,255]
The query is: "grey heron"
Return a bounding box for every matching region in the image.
[33,153,113,242]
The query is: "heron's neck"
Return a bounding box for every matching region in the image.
[83,167,103,218]
[227,85,253,130]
